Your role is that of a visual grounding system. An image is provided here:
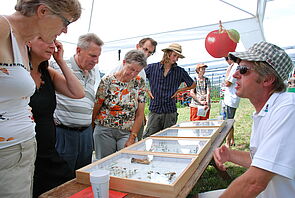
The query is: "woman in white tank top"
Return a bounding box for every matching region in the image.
[0,1,81,198]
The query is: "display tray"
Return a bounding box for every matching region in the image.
[76,152,198,198]
[152,127,220,140]
[172,120,225,129]
[124,137,211,157]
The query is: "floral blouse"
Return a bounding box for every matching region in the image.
[94,74,146,131]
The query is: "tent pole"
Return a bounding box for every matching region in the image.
[219,0,255,17]
[88,0,95,32]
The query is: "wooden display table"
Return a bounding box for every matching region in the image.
[39,119,234,198]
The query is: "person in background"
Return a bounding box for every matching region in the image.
[288,77,295,88]
[189,63,211,120]
[28,37,84,197]
[143,43,196,138]
[92,50,147,159]
[0,0,81,197]
[52,33,104,173]
[224,56,240,147]
[135,38,157,140]
[212,41,295,198]
[135,37,158,79]
[92,50,146,159]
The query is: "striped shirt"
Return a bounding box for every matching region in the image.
[51,56,96,127]
[145,62,194,113]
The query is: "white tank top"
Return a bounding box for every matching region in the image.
[0,16,36,149]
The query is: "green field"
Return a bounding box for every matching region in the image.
[175,98,255,196]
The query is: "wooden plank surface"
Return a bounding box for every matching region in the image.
[39,119,234,198]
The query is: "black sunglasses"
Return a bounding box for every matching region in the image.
[236,65,254,74]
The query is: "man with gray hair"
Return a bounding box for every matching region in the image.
[211,41,295,198]
[51,33,104,173]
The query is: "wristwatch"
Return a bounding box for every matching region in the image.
[130,132,137,138]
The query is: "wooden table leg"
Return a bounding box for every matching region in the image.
[209,160,232,181]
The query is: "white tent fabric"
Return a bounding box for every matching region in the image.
[56,0,266,74]
[1,0,294,81]
[58,0,268,78]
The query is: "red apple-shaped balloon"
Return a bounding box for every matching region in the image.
[205,21,240,58]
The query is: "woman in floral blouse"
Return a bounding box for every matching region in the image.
[92,50,147,159]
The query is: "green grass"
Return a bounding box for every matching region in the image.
[176,99,255,196]
[144,98,254,196]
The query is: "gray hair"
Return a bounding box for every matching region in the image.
[124,50,147,68]
[77,33,104,49]
[253,61,286,93]
[15,0,81,21]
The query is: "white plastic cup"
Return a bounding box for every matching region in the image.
[90,169,110,198]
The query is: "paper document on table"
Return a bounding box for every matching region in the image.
[197,106,209,117]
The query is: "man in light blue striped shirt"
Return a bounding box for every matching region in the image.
[51,33,104,173]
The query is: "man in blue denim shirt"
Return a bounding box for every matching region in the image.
[143,43,196,138]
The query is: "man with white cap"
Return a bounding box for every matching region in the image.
[211,41,295,198]
[143,43,196,138]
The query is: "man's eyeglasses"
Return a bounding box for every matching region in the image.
[236,65,254,74]
[142,47,154,55]
[54,12,72,27]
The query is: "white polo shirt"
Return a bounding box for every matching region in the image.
[224,63,240,108]
[250,92,295,198]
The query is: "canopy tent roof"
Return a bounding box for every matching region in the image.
[59,0,267,74]
[1,0,295,84]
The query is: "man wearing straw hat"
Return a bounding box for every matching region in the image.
[211,41,295,198]
[143,43,196,138]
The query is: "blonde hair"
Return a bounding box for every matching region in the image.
[160,50,173,65]
[15,0,81,21]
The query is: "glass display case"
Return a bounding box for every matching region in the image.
[76,152,198,198]
[125,137,211,156]
[152,127,219,139]
[172,120,225,128]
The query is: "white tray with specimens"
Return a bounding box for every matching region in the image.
[125,137,211,156]
[152,127,220,139]
[172,120,225,128]
[76,152,199,197]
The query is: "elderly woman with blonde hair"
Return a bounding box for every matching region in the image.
[0,0,81,197]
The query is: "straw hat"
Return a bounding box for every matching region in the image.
[162,43,185,58]
[195,63,208,73]
[196,63,208,70]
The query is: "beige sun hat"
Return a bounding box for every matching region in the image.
[162,43,185,58]
[195,63,208,73]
